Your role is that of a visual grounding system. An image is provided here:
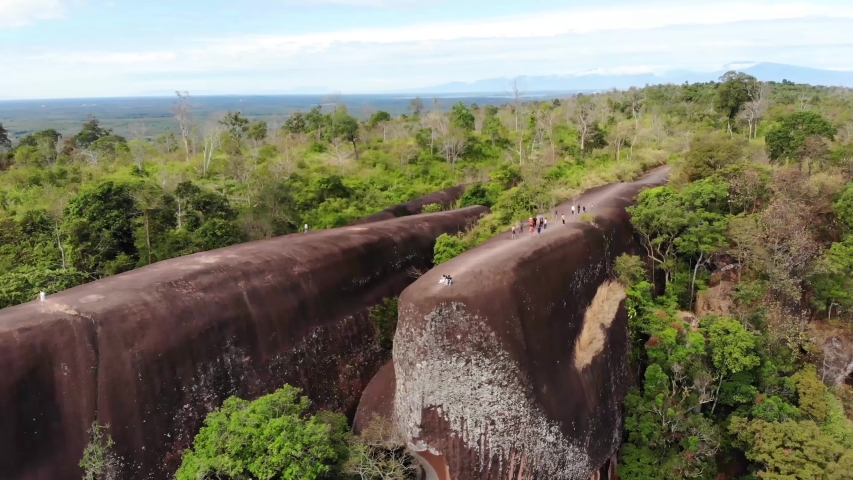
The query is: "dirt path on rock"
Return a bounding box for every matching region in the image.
[498,165,670,242]
[428,165,670,288]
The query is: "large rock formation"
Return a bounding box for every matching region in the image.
[0,206,487,480]
[352,185,467,225]
[390,169,668,480]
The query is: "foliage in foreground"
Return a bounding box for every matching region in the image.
[176,385,350,480]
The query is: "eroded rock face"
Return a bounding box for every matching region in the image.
[352,185,468,225]
[392,173,667,480]
[0,206,487,480]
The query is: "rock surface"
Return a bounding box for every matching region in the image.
[389,168,668,480]
[0,206,487,480]
[352,185,467,225]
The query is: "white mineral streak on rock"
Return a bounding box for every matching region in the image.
[394,302,593,480]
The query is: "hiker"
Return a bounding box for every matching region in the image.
[571,205,575,215]
[561,214,566,225]
[537,217,543,235]
[590,203,594,210]
[304,223,309,233]
[39,291,46,302]
[544,217,548,230]
[529,217,535,236]
[511,224,517,239]
[582,206,586,213]
[446,275,453,285]
[439,275,446,285]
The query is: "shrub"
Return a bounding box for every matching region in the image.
[614,254,646,286]
[176,385,349,480]
[433,233,468,265]
[421,203,442,213]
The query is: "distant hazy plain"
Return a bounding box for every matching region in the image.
[0,93,562,139]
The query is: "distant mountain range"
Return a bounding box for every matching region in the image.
[398,63,853,95]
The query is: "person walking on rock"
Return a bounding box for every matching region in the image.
[582,206,586,213]
[529,217,535,236]
[511,224,517,239]
[304,223,309,233]
[571,205,575,216]
[561,213,566,225]
[544,217,548,230]
[537,217,543,235]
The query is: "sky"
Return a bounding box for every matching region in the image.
[3,0,853,99]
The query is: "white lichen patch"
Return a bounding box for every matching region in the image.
[393,302,593,480]
[573,282,626,370]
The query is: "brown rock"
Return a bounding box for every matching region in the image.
[0,206,487,480]
[352,185,468,225]
[391,168,668,479]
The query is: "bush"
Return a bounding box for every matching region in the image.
[80,422,119,480]
[433,233,468,265]
[176,385,349,480]
[421,203,442,213]
[614,254,646,286]
[579,213,595,224]
[369,297,399,351]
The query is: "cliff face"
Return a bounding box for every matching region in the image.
[0,206,487,480]
[352,185,467,225]
[391,170,668,480]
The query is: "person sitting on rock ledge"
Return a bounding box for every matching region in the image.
[438,274,453,285]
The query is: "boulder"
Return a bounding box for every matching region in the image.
[389,170,667,480]
[352,185,467,225]
[0,206,487,480]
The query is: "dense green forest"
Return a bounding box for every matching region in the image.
[4,73,853,479]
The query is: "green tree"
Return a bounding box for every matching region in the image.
[368,111,392,129]
[80,422,119,480]
[176,385,349,480]
[433,233,467,265]
[330,107,360,160]
[194,218,245,250]
[459,184,494,208]
[450,101,475,132]
[715,71,757,132]
[248,121,268,144]
[730,417,846,480]
[765,111,837,163]
[73,117,111,148]
[284,112,307,134]
[220,111,250,144]
[64,181,140,276]
[0,122,11,150]
[614,254,646,286]
[681,133,745,181]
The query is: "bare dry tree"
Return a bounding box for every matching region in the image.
[200,118,223,178]
[440,128,467,167]
[570,97,598,154]
[37,136,58,167]
[627,88,644,160]
[329,135,354,172]
[129,121,148,172]
[740,81,769,139]
[270,134,298,180]
[509,77,525,131]
[172,91,193,163]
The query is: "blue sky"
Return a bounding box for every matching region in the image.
[3,0,853,99]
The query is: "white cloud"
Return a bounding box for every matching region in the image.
[0,0,65,27]
[202,1,853,53]
[280,0,428,6]
[4,1,853,98]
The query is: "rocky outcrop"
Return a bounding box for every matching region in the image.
[352,185,467,225]
[389,170,668,480]
[0,206,487,480]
